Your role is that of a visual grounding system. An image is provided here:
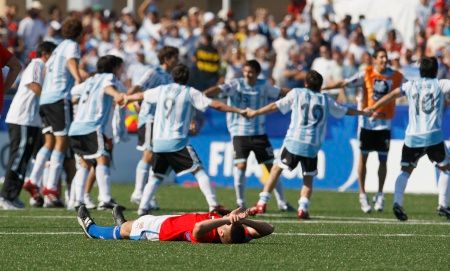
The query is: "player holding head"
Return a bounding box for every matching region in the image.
[77,205,274,244]
[23,17,84,207]
[322,47,404,213]
[68,55,126,209]
[125,64,246,215]
[0,41,56,210]
[245,70,370,219]
[204,60,294,211]
[365,57,450,221]
[127,46,179,209]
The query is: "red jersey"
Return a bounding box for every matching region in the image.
[0,44,13,112]
[159,213,222,243]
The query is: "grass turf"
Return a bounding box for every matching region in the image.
[0,184,449,270]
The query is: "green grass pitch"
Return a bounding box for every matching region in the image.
[0,184,449,270]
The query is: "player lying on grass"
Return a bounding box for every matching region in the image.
[364,56,450,221]
[243,70,371,219]
[77,205,274,244]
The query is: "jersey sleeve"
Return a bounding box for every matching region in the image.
[265,83,281,99]
[0,45,12,68]
[327,96,348,119]
[22,61,44,87]
[136,69,154,88]
[143,87,161,104]
[189,88,212,112]
[438,79,450,95]
[70,82,86,98]
[218,79,239,97]
[399,81,412,96]
[275,90,296,114]
[65,42,81,60]
[344,71,365,88]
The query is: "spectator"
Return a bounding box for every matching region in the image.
[188,33,220,90]
[0,44,21,115]
[17,1,47,62]
[242,23,268,60]
[272,25,296,86]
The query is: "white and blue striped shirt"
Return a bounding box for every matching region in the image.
[40,39,80,105]
[137,67,173,128]
[276,88,348,158]
[143,83,212,152]
[219,78,280,137]
[401,78,450,148]
[68,73,118,137]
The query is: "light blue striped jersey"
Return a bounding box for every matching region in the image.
[400,78,450,147]
[276,88,348,158]
[40,39,81,105]
[219,78,280,136]
[137,67,173,128]
[68,73,118,137]
[143,83,212,152]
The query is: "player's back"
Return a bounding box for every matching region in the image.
[41,39,80,105]
[159,213,221,243]
[69,73,115,136]
[403,78,447,147]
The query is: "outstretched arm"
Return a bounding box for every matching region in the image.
[321,79,347,91]
[245,102,279,118]
[203,86,222,98]
[209,100,243,114]
[279,87,292,97]
[4,55,21,91]
[346,107,372,116]
[67,58,82,85]
[367,87,402,111]
[125,92,144,103]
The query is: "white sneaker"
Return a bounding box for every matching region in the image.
[149,197,160,210]
[84,194,96,210]
[373,193,384,212]
[359,194,372,213]
[130,192,141,205]
[0,196,20,210]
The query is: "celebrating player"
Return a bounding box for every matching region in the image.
[23,18,84,207]
[77,205,274,244]
[68,55,126,209]
[0,42,56,210]
[125,64,246,216]
[322,47,404,213]
[204,60,294,211]
[365,57,450,221]
[127,46,179,209]
[245,70,371,219]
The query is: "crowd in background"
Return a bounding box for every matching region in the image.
[1,0,450,104]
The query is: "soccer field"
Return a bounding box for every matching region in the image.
[0,184,448,270]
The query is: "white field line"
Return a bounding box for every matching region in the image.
[267,219,450,226]
[258,213,444,223]
[273,233,450,238]
[0,232,83,235]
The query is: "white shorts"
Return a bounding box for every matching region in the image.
[129,215,177,241]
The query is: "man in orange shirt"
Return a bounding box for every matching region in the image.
[0,44,21,116]
[323,48,404,213]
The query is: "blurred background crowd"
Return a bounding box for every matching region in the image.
[1,0,449,104]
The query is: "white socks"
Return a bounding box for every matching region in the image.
[46,150,65,191]
[298,197,310,211]
[257,192,271,205]
[233,168,246,206]
[73,167,89,203]
[394,171,410,206]
[96,165,112,203]
[139,176,162,210]
[133,160,150,198]
[195,169,218,208]
[438,171,450,207]
[273,181,287,207]
[29,147,51,186]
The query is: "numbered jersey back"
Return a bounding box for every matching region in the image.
[402,78,445,147]
[287,89,328,147]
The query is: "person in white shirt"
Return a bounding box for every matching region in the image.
[0,41,56,210]
[17,2,47,62]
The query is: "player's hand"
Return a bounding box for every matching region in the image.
[362,107,374,117]
[242,108,257,118]
[189,120,199,135]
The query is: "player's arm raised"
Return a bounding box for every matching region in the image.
[245,102,279,118]
[209,100,244,114]
[367,87,402,112]
[321,79,347,90]
[239,218,274,239]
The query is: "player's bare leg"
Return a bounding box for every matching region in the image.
[298,175,313,219]
[374,154,388,211]
[43,135,68,207]
[265,163,293,211]
[83,167,96,209]
[357,153,372,213]
[234,162,247,208]
[95,155,117,210]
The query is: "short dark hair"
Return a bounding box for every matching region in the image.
[96,55,123,74]
[372,47,387,58]
[229,224,247,244]
[61,18,83,40]
[36,41,56,57]
[305,70,323,92]
[419,57,438,78]
[157,46,179,64]
[171,64,190,84]
[244,60,261,75]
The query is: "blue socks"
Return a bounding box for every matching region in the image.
[87,224,122,240]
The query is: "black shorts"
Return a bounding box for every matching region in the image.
[33,131,75,159]
[401,142,449,168]
[152,145,201,177]
[359,128,391,154]
[278,146,318,176]
[40,99,72,136]
[70,130,109,161]
[137,122,153,152]
[232,135,274,164]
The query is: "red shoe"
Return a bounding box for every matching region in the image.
[210,205,231,215]
[23,180,44,207]
[247,203,267,216]
[42,187,64,208]
[297,209,310,220]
